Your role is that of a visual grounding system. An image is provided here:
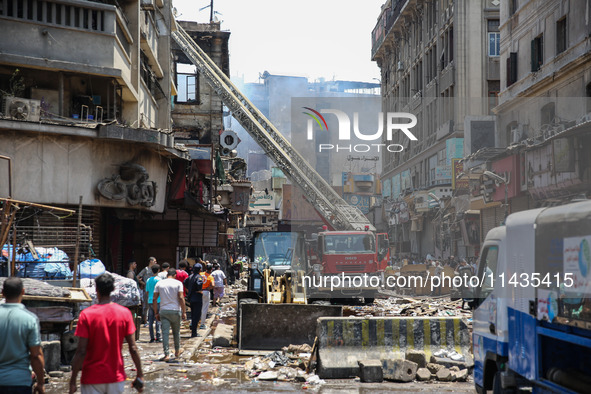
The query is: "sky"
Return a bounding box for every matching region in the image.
[172,0,385,83]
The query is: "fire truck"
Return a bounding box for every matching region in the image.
[172,25,389,304]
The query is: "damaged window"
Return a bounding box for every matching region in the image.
[176,63,200,104]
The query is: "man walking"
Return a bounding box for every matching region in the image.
[126,260,138,284]
[69,273,143,393]
[0,277,45,394]
[158,262,170,279]
[145,264,161,343]
[137,257,157,324]
[153,268,186,362]
[184,263,204,338]
[200,263,214,329]
[211,261,227,307]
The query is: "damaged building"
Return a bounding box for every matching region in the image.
[0,1,236,274]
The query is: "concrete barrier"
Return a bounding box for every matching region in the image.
[238,303,342,352]
[316,316,471,379]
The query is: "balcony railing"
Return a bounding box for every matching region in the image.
[0,0,113,33]
[371,0,408,59]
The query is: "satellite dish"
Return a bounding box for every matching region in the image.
[172,7,179,17]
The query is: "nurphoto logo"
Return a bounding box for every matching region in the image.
[303,107,418,153]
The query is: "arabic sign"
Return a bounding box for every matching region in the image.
[452,159,469,190]
[249,192,274,210]
[343,193,371,214]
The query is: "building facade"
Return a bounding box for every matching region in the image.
[0,1,237,273]
[373,0,500,259]
[469,0,591,244]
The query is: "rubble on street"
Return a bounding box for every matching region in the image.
[40,281,474,393]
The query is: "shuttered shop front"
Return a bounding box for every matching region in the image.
[178,210,219,247]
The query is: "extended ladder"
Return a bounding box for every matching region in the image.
[172,24,373,231]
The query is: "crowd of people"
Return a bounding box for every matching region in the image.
[0,255,246,393]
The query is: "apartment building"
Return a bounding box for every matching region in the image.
[460,0,591,247]
[0,1,234,272]
[372,0,500,259]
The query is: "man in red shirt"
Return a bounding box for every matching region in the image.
[176,260,189,297]
[69,273,144,394]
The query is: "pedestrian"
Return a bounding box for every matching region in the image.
[69,273,143,394]
[200,263,214,329]
[0,277,45,394]
[153,268,186,362]
[211,261,227,306]
[158,262,170,279]
[233,260,242,280]
[184,263,204,338]
[126,260,138,284]
[145,264,162,343]
[137,257,157,324]
[176,260,189,284]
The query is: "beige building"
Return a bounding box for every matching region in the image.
[372,0,500,258]
[465,0,591,245]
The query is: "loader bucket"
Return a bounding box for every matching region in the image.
[238,303,342,352]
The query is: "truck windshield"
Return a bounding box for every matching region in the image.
[323,234,375,254]
[254,232,300,266]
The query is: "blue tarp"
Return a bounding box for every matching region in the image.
[1,245,72,279]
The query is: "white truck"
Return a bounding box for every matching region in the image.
[472,200,591,393]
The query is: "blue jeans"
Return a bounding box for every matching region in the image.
[160,309,181,355]
[148,305,160,340]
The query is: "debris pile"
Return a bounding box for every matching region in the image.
[243,345,324,387]
[376,350,472,383]
[344,296,472,318]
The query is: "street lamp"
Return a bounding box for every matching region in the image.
[483,170,508,221]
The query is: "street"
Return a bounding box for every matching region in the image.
[43,283,475,393]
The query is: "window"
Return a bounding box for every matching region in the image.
[477,245,499,299]
[488,81,500,114]
[428,154,437,185]
[506,52,518,87]
[488,33,500,57]
[556,17,567,55]
[176,63,199,104]
[531,34,544,72]
[509,0,518,16]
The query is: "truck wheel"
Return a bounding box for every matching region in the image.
[493,371,515,394]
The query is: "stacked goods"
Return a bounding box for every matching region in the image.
[80,272,141,307]
[0,277,71,298]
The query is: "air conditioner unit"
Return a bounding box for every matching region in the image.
[397,61,404,71]
[510,124,525,144]
[2,97,41,122]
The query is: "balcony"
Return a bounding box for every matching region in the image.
[140,10,163,78]
[371,0,408,60]
[0,0,135,92]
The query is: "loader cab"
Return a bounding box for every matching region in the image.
[247,231,306,297]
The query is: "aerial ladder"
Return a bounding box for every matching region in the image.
[171,24,373,232]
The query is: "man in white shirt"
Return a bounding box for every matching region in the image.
[211,261,227,307]
[153,268,186,361]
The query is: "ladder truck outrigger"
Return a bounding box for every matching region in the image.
[171,25,389,307]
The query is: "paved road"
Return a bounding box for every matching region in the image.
[45,285,476,393]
